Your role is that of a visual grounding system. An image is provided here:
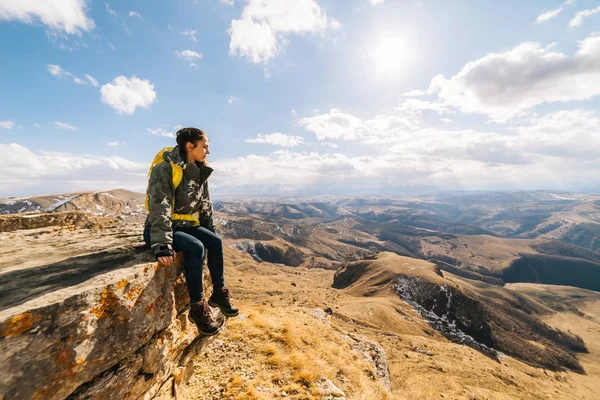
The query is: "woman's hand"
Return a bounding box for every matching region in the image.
[158,251,177,267]
[154,243,176,267]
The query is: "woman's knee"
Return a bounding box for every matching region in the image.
[211,235,223,249]
[180,238,205,258]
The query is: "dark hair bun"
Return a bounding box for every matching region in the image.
[176,127,205,148]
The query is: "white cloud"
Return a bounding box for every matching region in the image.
[211,105,600,193]
[395,99,453,116]
[52,121,77,131]
[105,3,116,17]
[33,123,42,128]
[246,132,305,147]
[84,74,98,87]
[181,29,197,42]
[296,105,596,191]
[329,17,341,30]
[100,76,157,115]
[535,8,562,23]
[412,33,600,120]
[228,0,331,64]
[47,64,97,87]
[533,0,574,23]
[403,89,428,96]
[299,103,600,167]
[228,96,237,105]
[517,109,600,136]
[212,149,516,192]
[514,109,600,160]
[369,0,386,6]
[402,75,446,97]
[175,50,203,67]
[569,6,600,27]
[213,150,358,188]
[0,120,14,129]
[128,11,143,20]
[299,108,416,142]
[4,107,599,196]
[299,109,364,141]
[147,127,175,138]
[47,64,63,76]
[128,138,600,192]
[175,50,203,60]
[220,0,234,6]
[0,143,146,197]
[105,3,129,33]
[47,64,76,81]
[107,141,120,147]
[0,0,95,35]
[264,68,272,78]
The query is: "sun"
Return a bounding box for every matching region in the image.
[370,34,411,75]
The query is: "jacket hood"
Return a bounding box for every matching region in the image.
[164,145,214,180]
[163,146,185,166]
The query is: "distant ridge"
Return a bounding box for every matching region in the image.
[0,189,145,218]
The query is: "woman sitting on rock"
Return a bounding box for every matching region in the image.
[143,127,238,335]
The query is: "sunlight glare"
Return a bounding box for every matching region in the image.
[370,34,411,76]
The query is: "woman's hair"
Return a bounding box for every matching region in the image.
[176,127,207,165]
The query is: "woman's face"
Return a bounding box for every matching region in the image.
[187,137,210,163]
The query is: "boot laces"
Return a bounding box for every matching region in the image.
[201,302,212,318]
[220,287,231,300]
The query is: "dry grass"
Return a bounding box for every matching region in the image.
[210,304,390,400]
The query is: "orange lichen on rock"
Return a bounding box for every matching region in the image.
[126,284,144,303]
[90,288,121,319]
[1,312,33,337]
[116,278,129,291]
[56,348,73,365]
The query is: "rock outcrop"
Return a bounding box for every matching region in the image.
[343,333,391,393]
[0,211,120,233]
[233,240,306,267]
[0,258,219,400]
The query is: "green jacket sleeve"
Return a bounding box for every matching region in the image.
[147,162,174,248]
[199,181,216,233]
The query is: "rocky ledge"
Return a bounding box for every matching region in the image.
[0,257,219,400]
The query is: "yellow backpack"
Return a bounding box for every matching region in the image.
[145,147,183,211]
[144,147,199,226]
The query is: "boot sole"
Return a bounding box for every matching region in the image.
[188,312,224,336]
[208,300,240,317]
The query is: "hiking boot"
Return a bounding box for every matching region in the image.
[208,286,240,317]
[188,300,224,336]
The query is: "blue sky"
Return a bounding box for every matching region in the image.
[1,0,599,197]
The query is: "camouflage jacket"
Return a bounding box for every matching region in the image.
[144,146,215,250]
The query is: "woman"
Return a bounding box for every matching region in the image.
[143,127,238,336]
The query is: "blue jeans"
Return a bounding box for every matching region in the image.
[144,225,225,303]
